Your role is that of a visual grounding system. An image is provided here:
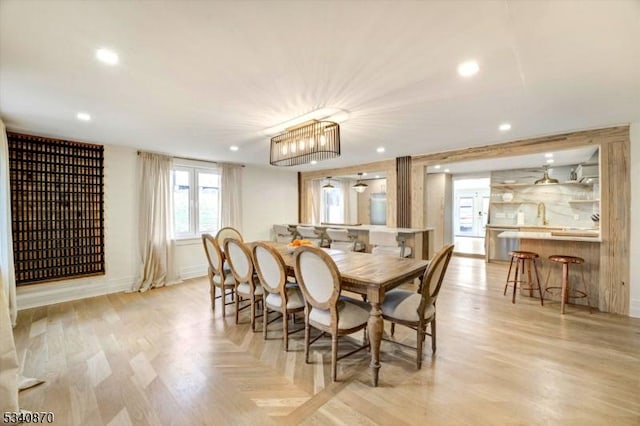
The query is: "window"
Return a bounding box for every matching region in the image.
[321,187,344,223]
[172,165,220,238]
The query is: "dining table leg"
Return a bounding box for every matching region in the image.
[367,289,383,387]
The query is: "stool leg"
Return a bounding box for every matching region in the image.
[561,263,569,314]
[580,264,592,314]
[512,259,521,304]
[532,258,544,306]
[543,262,553,302]
[504,256,515,296]
[526,259,534,297]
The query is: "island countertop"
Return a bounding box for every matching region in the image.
[497,230,601,243]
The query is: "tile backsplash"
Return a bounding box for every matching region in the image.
[489,165,599,229]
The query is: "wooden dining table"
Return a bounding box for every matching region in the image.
[262,241,429,386]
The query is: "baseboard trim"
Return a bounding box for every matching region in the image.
[16,275,136,310]
[630,298,640,318]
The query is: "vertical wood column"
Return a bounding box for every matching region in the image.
[396,156,411,228]
[297,172,302,224]
[599,140,630,314]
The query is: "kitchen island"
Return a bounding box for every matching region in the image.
[498,230,600,307]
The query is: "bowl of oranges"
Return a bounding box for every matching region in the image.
[287,239,314,253]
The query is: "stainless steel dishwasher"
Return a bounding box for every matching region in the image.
[486,227,520,262]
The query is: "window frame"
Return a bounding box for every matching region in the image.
[172,164,221,239]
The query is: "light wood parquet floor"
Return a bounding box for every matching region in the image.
[12,257,640,425]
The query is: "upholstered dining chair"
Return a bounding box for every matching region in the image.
[295,226,323,247]
[325,228,364,252]
[252,242,305,351]
[224,238,263,332]
[202,234,236,316]
[381,244,454,369]
[216,226,243,249]
[369,230,411,258]
[294,246,370,381]
[273,224,294,243]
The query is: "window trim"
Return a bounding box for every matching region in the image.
[172,164,221,239]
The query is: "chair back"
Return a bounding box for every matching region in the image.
[419,244,454,308]
[294,246,340,310]
[202,233,224,274]
[296,226,319,239]
[369,230,399,247]
[252,242,286,295]
[224,238,254,285]
[326,228,355,251]
[216,227,243,250]
[273,224,293,243]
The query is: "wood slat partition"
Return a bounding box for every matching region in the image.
[7,132,105,285]
[396,156,411,228]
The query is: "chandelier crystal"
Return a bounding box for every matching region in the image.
[270,120,340,166]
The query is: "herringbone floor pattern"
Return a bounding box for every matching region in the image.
[12,257,640,425]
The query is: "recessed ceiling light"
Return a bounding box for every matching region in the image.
[457,60,479,77]
[444,168,451,173]
[376,147,385,153]
[310,160,317,165]
[96,48,119,65]
[546,159,555,164]
[545,152,553,158]
[434,165,441,169]
[362,172,367,176]
[76,112,91,121]
[229,145,239,151]
[375,175,380,178]
[499,123,511,131]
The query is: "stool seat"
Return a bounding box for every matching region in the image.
[544,254,591,314]
[504,251,544,305]
[548,255,584,264]
[509,251,539,259]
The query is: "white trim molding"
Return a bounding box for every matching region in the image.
[16,275,136,310]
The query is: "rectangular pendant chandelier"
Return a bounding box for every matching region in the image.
[270,120,340,166]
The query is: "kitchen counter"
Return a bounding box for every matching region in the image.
[497,231,601,243]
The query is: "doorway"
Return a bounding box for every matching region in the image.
[453,177,490,256]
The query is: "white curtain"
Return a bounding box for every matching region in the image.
[0,119,16,325]
[133,152,178,292]
[221,163,243,229]
[309,179,322,224]
[0,119,19,413]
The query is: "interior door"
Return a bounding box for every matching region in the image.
[455,190,489,237]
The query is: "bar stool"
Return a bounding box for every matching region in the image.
[503,251,544,305]
[543,255,591,314]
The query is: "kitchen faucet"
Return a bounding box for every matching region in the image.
[537,202,548,226]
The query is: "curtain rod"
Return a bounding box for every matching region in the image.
[136,150,245,167]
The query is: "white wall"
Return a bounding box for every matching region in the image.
[17,145,139,309]
[16,148,299,309]
[630,122,640,318]
[174,165,298,280]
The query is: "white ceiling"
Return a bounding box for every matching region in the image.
[1,1,639,171]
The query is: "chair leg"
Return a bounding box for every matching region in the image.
[235,291,240,325]
[221,287,227,317]
[417,323,424,370]
[210,282,216,312]
[390,322,395,337]
[331,334,338,382]
[263,306,268,340]
[304,312,310,364]
[283,309,289,351]
[431,317,437,353]
[251,297,257,332]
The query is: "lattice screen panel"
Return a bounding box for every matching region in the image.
[7,132,105,285]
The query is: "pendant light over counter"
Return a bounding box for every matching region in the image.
[322,176,334,190]
[352,172,368,193]
[534,166,559,185]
